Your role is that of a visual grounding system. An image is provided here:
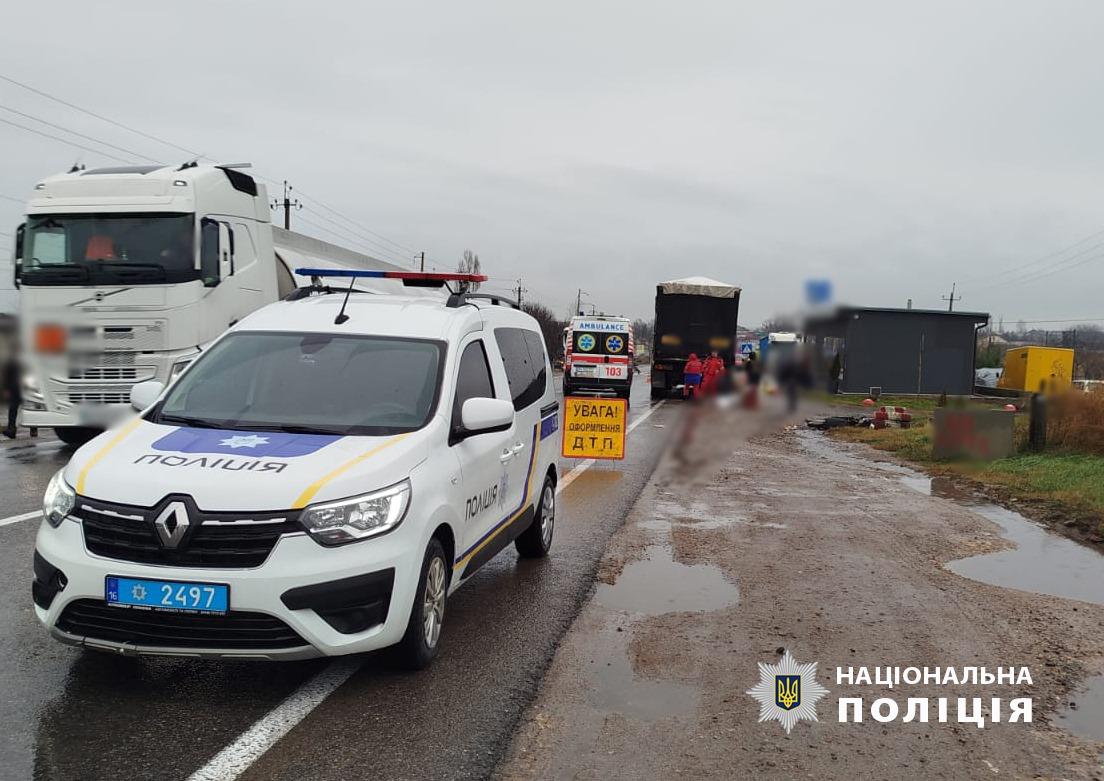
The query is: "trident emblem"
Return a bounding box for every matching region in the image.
[775,675,801,710]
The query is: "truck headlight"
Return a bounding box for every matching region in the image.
[300,480,411,546]
[43,469,76,528]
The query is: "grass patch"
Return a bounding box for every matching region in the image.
[827,415,1104,532]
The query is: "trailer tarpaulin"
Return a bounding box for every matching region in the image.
[656,276,740,298]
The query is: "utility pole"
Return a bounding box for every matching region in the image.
[416,252,425,271]
[575,288,587,316]
[271,180,301,230]
[942,282,960,312]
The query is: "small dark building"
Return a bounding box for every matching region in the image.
[805,306,989,396]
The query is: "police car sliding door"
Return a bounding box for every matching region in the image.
[492,327,546,539]
[449,337,514,572]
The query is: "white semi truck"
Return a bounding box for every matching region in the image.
[12,163,415,445]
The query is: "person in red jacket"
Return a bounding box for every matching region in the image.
[701,351,724,395]
[683,353,703,398]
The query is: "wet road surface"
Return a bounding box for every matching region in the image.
[0,378,677,780]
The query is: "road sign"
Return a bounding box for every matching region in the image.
[561,397,627,460]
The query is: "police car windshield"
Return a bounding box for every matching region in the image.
[152,331,444,436]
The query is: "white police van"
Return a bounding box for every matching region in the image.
[32,269,561,667]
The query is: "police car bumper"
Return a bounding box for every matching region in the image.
[33,515,426,660]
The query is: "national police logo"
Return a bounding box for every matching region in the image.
[577,333,596,352]
[605,334,624,353]
[746,650,829,733]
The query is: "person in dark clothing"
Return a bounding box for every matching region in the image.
[3,353,21,439]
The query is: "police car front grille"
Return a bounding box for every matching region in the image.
[76,498,303,568]
[57,599,308,650]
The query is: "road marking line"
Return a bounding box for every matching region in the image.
[187,660,359,781]
[189,398,667,781]
[0,510,41,527]
[557,400,665,495]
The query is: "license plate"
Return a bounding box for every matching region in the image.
[106,576,229,615]
[573,365,596,377]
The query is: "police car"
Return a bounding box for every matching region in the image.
[32,269,561,667]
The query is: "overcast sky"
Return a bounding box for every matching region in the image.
[3,0,1104,327]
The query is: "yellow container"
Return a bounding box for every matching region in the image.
[997,346,1074,393]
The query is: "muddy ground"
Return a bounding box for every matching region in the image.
[496,426,1104,780]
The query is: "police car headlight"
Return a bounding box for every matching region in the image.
[43,469,76,528]
[300,480,411,546]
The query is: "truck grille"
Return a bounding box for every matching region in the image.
[76,497,303,568]
[57,600,309,650]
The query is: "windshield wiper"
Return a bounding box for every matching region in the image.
[234,423,347,436]
[156,414,226,430]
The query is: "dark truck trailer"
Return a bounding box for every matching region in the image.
[650,277,741,399]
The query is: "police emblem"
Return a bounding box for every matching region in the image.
[746,649,829,733]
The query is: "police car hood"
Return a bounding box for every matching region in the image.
[66,418,430,511]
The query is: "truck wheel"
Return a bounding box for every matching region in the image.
[53,427,100,447]
[516,474,555,558]
[650,387,666,401]
[395,537,450,670]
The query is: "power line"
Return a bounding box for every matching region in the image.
[0,72,205,161]
[294,213,398,263]
[292,187,417,255]
[0,115,131,163]
[0,193,22,203]
[299,204,408,261]
[0,103,160,163]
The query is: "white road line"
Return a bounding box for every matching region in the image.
[188,398,667,781]
[556,399,665,495]
[187,660,359,781]
[0,510,42,527]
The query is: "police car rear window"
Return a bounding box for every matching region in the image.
[152,332,445,436]
[494,327,548,411]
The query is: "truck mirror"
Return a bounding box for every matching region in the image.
[13,223,24,289]
[200,218,220,287]
[218,222,233,277]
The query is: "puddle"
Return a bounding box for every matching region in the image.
[597,545,739,615]
[585,623,700,720]
[1056,674,1104,742]
[900,475,1104,606]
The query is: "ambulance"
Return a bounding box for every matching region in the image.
[32,269,561,667]
[562,315,633,400]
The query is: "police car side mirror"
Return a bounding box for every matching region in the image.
[130,380,164,412]
[460,397,514,436]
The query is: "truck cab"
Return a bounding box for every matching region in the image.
[14,164,275,444]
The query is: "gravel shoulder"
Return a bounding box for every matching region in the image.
[495,426,1104,780]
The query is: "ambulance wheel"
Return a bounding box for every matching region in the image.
[562,378,573,397]
[396,538,450,670]
[516,474,555,558]
[617,388,631,406]
[54,427,99,447]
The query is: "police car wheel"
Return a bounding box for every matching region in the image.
[515,474,555,558]
[396,538,450,669]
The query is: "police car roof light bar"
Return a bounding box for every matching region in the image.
[294,268,488,287]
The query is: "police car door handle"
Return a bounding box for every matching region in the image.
[499,449,514,463]
[511,442,526,453]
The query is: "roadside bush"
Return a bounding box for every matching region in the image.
[1047,390,1104,455]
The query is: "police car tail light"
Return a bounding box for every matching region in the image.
[300,480,411,546]
[43,469,76,528]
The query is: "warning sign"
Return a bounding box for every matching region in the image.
[561,397,628,460]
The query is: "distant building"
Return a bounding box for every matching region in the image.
[804,306,989,396]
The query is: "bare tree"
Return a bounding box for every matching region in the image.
[457,249,482,291]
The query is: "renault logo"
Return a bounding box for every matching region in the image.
[153,501,191,548]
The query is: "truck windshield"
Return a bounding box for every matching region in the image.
[20,213,198,286]
[150,331,445,436]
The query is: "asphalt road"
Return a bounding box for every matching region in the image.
[0,375,676,781]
